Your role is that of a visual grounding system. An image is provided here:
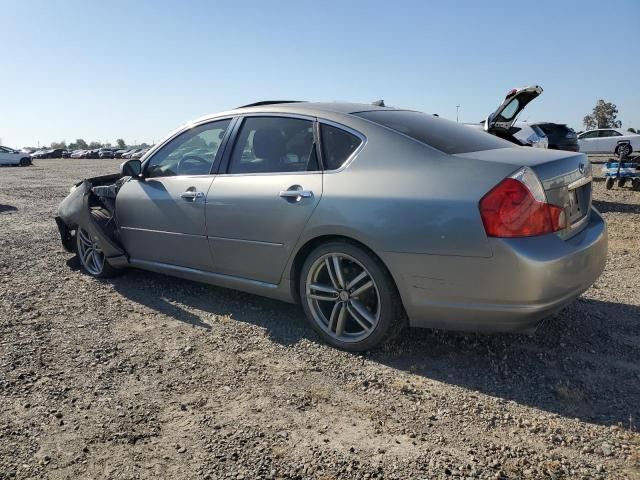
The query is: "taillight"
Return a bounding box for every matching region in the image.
[479,167,566,237]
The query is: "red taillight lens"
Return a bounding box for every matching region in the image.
[479,178,565,237]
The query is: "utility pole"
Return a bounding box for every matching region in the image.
[456,105,461,123]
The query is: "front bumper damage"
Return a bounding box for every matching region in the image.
[55,178,129,269]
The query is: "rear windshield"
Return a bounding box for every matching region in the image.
[537,123,572,135]
[353,110,512,154]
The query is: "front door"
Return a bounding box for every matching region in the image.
[116,119,232,271]
[206,115,322,284]
[578,130,600,153]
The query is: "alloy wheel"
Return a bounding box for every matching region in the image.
[305,253,381,343]
[77,227,105,276]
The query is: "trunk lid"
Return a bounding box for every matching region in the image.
[456,147,593,238]
[485,86,543,133]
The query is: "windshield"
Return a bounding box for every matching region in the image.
[353,110,512,154]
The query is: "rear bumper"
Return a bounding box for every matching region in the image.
[550,143,580,152]
[381,208,608,333]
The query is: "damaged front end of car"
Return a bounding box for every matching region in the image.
[55,171,130,270]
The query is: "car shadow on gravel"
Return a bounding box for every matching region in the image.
[593,199,640,214]
[100,267,638,428]
[375,297,640,429]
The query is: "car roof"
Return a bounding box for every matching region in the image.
[191,101,401,124]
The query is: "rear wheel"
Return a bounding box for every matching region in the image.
[299,241,404,351]
[75,208,120,278]
[615,144,632,157]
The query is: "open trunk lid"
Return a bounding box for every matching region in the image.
[456,147,593,238]
[485,86,543,133]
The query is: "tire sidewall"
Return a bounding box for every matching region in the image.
[299,241,401,351]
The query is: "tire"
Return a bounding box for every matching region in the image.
[632,178,640,191]
[299,241,404,351]
[19,158,30,166]
[75,208,121,278]
[605,178,614,190]
[615,144,632,158]
[617,178,627,188]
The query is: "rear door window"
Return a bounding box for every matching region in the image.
[227,116,318,174]
[354,110,512,154]
[320,124,362,170]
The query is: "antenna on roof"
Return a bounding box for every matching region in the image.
[371,99,385,107]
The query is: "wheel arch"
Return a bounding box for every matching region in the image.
[288,234,404,311]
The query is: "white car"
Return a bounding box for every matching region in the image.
[577,128,640,155]
[466,85,548,148]
[0,146,32,166]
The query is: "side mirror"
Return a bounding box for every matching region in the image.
[120,159,142,178]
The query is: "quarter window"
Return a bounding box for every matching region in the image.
[320,124,362,170]
[228,117,318,174]
[145,119,231,178]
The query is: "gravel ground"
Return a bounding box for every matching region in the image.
[1,158,639,480]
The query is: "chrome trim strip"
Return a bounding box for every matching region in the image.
[567,175,592,190]
[206,235,283,247]
[129,258,279,289]
[120,226,203,240]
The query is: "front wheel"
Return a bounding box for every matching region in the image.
[299,241,404,351]
[19,158,30,166]
[75,208,121,278]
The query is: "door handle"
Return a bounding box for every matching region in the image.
[279,189,313,199]
[180,190,205,201]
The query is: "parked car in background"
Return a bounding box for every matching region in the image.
[533,123,579,152]
[0,145,32,166]
[577,128,640,154]
[56,100,607,351]
[30,150,47,159]
[61,150,72,158]
[114,149,129,158]
[512,122,548,148]
[36,148,65,159]
[86,149,100,159]
[122,148,144,159]
[99,149,115,159]
[131,148,150,159]
[466,86,547,148]
[70,150,86,158]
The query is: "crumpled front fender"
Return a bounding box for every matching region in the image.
[56,181,128,268]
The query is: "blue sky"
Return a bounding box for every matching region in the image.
[1,0,638,148]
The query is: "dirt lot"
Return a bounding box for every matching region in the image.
[1,158,639,480]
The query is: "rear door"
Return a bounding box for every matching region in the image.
[116,118,233,271]
[598,129,623,153]
[205,115,322,284]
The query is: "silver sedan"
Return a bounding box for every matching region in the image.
[56,101,608,351]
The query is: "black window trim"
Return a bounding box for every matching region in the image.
[316,119,367,173]
[217,113,323,177]
[141,116,238,178]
